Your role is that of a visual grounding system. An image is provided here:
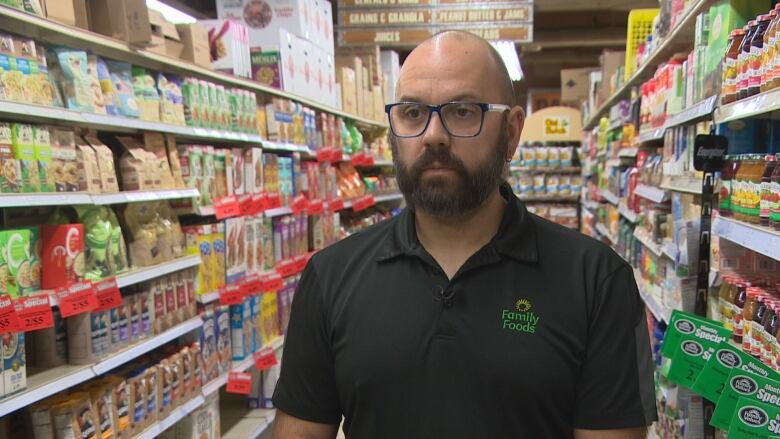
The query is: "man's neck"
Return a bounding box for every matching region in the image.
[414,190,507,279]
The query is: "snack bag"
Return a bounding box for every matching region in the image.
[94,57,118,116]
[104,60,139,118]
[131,67,159,122]
[157,73,184,126]
[50,48,93,112]
[85,55,106,114]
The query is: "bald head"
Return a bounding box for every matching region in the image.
[398,31,516,106]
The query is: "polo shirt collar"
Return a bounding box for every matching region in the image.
[376,183,538,263]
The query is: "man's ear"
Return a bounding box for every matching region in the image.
[506,106,525,161]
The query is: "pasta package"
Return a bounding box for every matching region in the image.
[143,133,174,189]
[117,136,154,191]
[104,61,139,118]
[85,55,107,115]
[83,136,119,193]
[75,141,102,193]
[94,57,118,116]
[131,67,159,122]
[49,127,80,192]
[11,123,39,193]
[0,123,21,193]
[34,125,54,192]
[157,73,185,126]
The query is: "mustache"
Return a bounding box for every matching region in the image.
[408,148,468,176]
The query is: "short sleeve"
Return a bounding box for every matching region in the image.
[272,262,341,424]
[573,264,658,429]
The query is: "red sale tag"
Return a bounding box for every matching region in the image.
[242,274,260,296]
[352,194,376,212]
[219,284,245,306]
[327,197,345,212]
[215,196,241,220]
[238,195,253,216]
[290,195,309,215]
[260,273,283,292]
[307,199,324,215]
[251,192,268,214]
[57,281,98,318]
[276,259,297,278]
[363,155,375,166]
[93,277,123,312]
[14,295,54,332]
[254,347,279,371]
[293,255,308,273]
[226,372,252,395]
[316,147,334,163]
[266,193,282,209]
[0,294,20,334]
[350,153,365,166]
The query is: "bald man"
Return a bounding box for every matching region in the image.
[273,31,657,439]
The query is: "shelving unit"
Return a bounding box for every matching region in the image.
[618,203,639,223]
[634,184,669,204]
[598,189,620,206]
[712,217,780,262]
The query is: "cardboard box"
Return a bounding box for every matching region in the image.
[216,0,309,49]
[296,37,315,100]
[279,28,297,95]
[251,48,282,89]
[177,23,210,67]
[321,0,335,55]
[147,9,167,56]
[561,67,599,104]
[44,0,88,29]
[599,50,625,103]
[88,0,152,45]
[200,19,251,78]
[162,20,184,59]
[380,50,400,104]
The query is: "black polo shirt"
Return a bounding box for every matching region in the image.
[273,184,657,438]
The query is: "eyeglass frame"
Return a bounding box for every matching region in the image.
[384,101,512,138]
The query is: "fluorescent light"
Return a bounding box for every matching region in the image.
[146,0,197,24]
[490,40,523,81]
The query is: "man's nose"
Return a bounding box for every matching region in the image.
[421,110,451,149]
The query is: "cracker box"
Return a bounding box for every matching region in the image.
[34,125,54,192]
[40,224,85,289]
[224,216,247,284]
[0,123,21,193]
[11,123,39,193]
[1,332,24,396]
[244,147,263,194]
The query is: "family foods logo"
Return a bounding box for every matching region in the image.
[501,299,539,333]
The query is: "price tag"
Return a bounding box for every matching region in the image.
[242,274,260,296]
[219,284,245,306]
[238,195,253,216]
[266,193,282,209]
[226,372,253,395]
[352,194,376,212]
[57,281,98,318]
[214,196,241,220]
[290,195,309,215]
[327,197,344,212]
[0,294,20,334]
[316,147,334,163]
[293,255,308,273]
[254,347,279,371]
[307,199,324,216]
[350,153,365,166]
[276,259,297,278]
[363,155,375,166]
[14,295,54,332]
[252,192,268,214]
[260,273,284,292]
[329,149,344,162]
[94,277,123,312]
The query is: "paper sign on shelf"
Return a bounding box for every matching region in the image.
[219,284,245,306]
[317,147,334,163]
[260,272,283,292]
[251,192,268,214]
[327,198,345,212]
[226,372,253,395]
[293,255,308,273]
[276,259,297,278]
[57,281,98,318]
[352,194,376,212]
[329,149,343,162]
[238,195,254,216]
[14,295,54,332]
[307,199,324,216]
[214,196,241,219]
[290,195,309,215]
[0,294,20,334]
[254,347,279,371]
[350,153,366,166]
[93,277,123,312]
[266,193,282,209]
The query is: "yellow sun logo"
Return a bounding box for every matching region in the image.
[515,299,532,312]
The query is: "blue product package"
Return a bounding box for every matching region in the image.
[250,294,261,352]
[717,120,758,155]
[95,57,119,116]
[216,305,231,375]
[230,298,252,361]
[104,60,140,118]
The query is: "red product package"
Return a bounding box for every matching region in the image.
[40,224,85,289]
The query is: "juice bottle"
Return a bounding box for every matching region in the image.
[749,14,773,97]
[746,155,767,224]
[719,276,738,330]
[734,155,749,220]
[734,281,749,344]
[762,300,776,365]
[752,292,768,358]
[724,29,748,103]
[739,22,759,101]
[771,4,780,91]
[761,154,778,226]
[719,155,740,217]
[771,154,780,230]
[743,287,761,353]
[762,10,780,92]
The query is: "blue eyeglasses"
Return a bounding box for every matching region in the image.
[384,101,511,138]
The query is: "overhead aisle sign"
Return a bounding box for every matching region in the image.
[337,1,534,47]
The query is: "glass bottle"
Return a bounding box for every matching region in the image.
[771,154,780,230]
[739,21,759,101]
[749,15,773,97]
[744,288,761,354]
[762,8,780,92]
[761,155,778,226]
[735,281,750,344]
[747,155,767,224]
[724,29,748,104]
[719,155,740,217]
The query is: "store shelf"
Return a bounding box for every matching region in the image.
[583,0,710,129]
[510,166,582,174]
[637,276,670,323]
[93,316,204,375]
[583,199,600,213]
[634,184,669,203]
[598,189,620,206]
[618,202,639,223]
[135,395,206,439]
[222,409,277,439]
[661,239,678,261]
[203,336,286,397]
[665,95,718,128]
[0,7,387,130]
[605,158,622,168]
[197,291,220,305]
[0,364,95,417]
[373,193,404,203]
[92,188,200,205]
[637,127,666,144]
[0,191,92,208]
[618,148,639,158]
[260,140,314,155]
[265,206,294,217]
[660,175,703,195]
[633,230,665,258]
[116,255,202,288]
[713,217,780,261]
[203,374,229,397]
[609,119,625,131]
[518,195,579,203]
[596,223,617,243]
[714,86,780,124]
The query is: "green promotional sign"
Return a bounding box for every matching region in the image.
[726,397,780,439]
[661,310,726,360]
[712,368,780,430]
[693,341,779,403]
[663,317,731,388]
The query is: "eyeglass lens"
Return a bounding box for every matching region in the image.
[389,103,484,137]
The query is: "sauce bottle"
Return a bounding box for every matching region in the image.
[753,293,768,358]
[724,29,748,103]
[762,10,780,92]
[771,154,780,230]
[761,155,778,226]
[719,276,739,330]
[748,155,767,224]
[719,155,740,217]
[734,280,749,344]
[771,4,780,91]
[734,155,749,220]
[749,15,773,97]
[739,21,759,101]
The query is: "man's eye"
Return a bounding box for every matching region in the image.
[404,107,423,118]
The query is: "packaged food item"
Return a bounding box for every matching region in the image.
[104,61,140,118]
[162,277,175,330]
[213,149,229,200]
[132,67,160,122]
[199,310,218,382]
[164,135,185,189]
[0,228,32,298]
[216,305,231,375]
[33,126,54,192]
[169,353,182,408]
[547,147,561,168]
[40,224,85,289]
[181,78,200,127]
[127,372,147,434]
[212,223,226,290]
[83,136,119,193]
[532,175,546,195]
[85,55,107,114]
[49,127,80,192]
[11,123,39,193]
[144,367,158,425]
[535,147,549,168]
[230,298,252,361]
[29,308,67,368]
[0,123,21,193]
[261,217,274,270]
[246,215,257,275]
[67,310,108,364]
[201,146,215,206]
[2,332,25,395]
[50,48,93,112]
[86,382,116,439]
[183,270,196,319]
[107,377,130,434]
[225,216,246,283]
[29,402,55,439]
[75,141,102,193]
[174,274,187,325]
[260,291,279,345]
[158,359,173,418]
[94,57,118,117]
[144,133,175,188]
[560,146,574,167]
[105,208,129,276]
[157,73,185,126]
[179,347,193,399]
[51,393,99,439]
[117,136,153,191]
[109,302,128,351]
[546,175,560,196]
[558,176,572,196]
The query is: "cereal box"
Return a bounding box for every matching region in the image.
[216,305,231,375]
[191,225,213,295]
[245,215,257,275]
[33,126,53,192]
[211,223,226,290]
[40,224,85,289]
[1,332,24,396]
[230,297,252,361]
[0,229,32,299]
[260,292,279,346]
[49,127,80,192]
[199,310,219,382]
[11,123,39,192]
[224,217,246,284]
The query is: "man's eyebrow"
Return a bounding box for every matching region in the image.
[395,93,484,103]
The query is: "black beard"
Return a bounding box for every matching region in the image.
[391,129,508,218]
